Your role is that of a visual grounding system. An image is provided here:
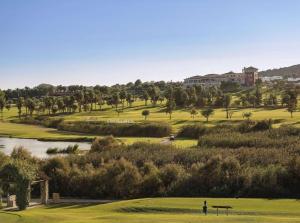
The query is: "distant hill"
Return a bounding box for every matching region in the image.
[259,64,300,78]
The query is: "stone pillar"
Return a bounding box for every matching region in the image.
[40,180,49,205]
[52,193,60,203]
[7,195,16,208]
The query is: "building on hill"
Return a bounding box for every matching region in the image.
[183,74,226,87]
[184,66,258,87]
[261,76,283,82]
[243,67,259,86]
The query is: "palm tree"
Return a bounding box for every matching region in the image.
[0,95,6,120]
[26,98,36,116]
[74,91,84,112]
[119,90,127,109]
[112,92,120,111]
[16,97,24,118]
[5,100,12,111]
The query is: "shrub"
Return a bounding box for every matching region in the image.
[46,145,79,155]
[177,124,207,139]
[90,136,122,153]
[58,121,172,137]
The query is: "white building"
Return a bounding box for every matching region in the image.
[261,76,283,82]
[287,77,300,82]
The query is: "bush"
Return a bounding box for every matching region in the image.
[13,116,64,128]
[46,145,79,155]
[90,136,123,153]
[177,124,207,139]
[58,121,172,137]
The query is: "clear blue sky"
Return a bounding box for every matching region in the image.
[1,0,300,89]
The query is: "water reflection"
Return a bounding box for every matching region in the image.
[0,137,91,158]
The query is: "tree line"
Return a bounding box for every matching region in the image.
[0,79,299,120]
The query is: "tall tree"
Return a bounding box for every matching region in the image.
[0,92,6,120]
[74,91,84,112]
[165,99,176,120]
[141,90,149,106]
[112,92,120,111]
[190,108,198,120]
[16,97,24,119]
[223,94,232,119]
[119,90,127,110]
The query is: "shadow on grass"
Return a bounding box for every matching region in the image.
[118,206,197,214]
[118,206,300,217]
[0,211,22,217]
[45,203,99,209]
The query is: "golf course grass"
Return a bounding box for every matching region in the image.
[0,100,298,147]
[1,198,300,223]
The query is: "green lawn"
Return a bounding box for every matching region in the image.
[1,198,300,223]
[0,100,298,147]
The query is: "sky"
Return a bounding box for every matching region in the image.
[1,0,300,89]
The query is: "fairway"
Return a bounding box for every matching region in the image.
[0,100,299,144]
[1,198,300,223]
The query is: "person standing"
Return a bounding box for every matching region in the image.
[203,200,208,215]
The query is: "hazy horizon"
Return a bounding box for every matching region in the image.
[1,0,300,89]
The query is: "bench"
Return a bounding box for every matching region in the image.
[211,205,233,216]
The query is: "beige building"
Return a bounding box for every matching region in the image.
[184,67,258,87]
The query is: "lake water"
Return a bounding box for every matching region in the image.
[0,137,91,158]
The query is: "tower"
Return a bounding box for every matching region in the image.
[243,67,258,87]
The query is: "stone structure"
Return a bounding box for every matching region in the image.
[243,67,259,86]
[40,180,49,205]
[52,193,60,203]
[7,195,16,208]
[184,66,259,87]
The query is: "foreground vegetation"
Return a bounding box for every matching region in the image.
[1,123,300,210]
[2,198,300,223]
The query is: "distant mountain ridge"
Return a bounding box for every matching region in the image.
[259,64,300,78]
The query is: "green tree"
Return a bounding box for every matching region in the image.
[0,93,6,120]
[16,97,24,118]
[44,96,54,115]
[287,100,297,118]
[201,107,214,122]
[142,110,150,120]
[141,90,149,106]
[0,159,37,210]
[26,98,36,116]
[223,94,231,119]
[74,91,84,112]
[112,92,120,110]
[148,86,160,106]
[126,93,133,107]
[165,99,176,120]
[243,112,252,120]
[5,100,12,111]
[57,98,66,113]
[190,108,198,119]
[119,90,127,109]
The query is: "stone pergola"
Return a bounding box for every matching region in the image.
[6,179,49,208]
[31,179,49,205]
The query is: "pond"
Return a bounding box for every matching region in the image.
[0,137,91,158]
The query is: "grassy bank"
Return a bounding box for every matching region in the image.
[1,198,300,223]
